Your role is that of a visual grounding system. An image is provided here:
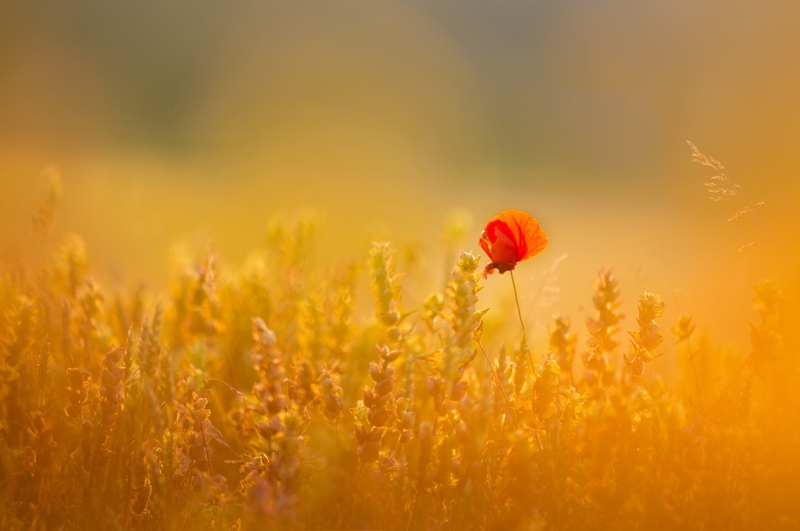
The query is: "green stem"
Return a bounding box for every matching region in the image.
[510,270,535,374]
[509,270,526,337]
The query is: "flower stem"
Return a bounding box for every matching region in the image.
[510,270,526,337]
[510,270,535,375]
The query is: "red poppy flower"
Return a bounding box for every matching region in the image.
[479,209,548,277]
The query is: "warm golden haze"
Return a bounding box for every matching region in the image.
[2,2,800,528]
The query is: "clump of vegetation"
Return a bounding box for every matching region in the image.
[0,184,798,531]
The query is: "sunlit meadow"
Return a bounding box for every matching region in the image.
[2,2,800,530]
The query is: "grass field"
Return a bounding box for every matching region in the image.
[1,146,799,530]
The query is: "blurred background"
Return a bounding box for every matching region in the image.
[2,0,799,359]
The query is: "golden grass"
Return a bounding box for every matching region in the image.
[1,182,799,531]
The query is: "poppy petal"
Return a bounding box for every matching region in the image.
[484,219,519,265]
[478,209,547,275]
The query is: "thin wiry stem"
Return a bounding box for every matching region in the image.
[755,227,799,285]
[740,185,798,285]
[510,270,535,374]
[509,270,526,338]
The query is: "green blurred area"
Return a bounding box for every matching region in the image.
[1,0,799,354]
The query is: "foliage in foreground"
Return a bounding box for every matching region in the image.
[0,220,799,530]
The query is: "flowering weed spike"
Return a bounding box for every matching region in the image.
[625,292,666,377]
[583,268,624,387]
[369,242,402,327]
[550,314,577,384]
